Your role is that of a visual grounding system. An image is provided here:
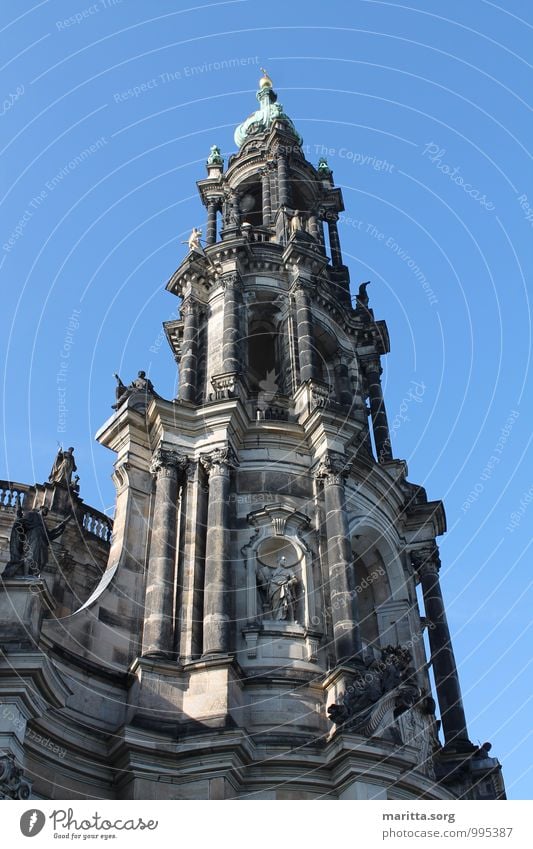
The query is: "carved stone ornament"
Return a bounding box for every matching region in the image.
[309,380,333,411]
[220,271,242,291]
[314,452,348,486]
[328,646,422,738]
[410,544,441,576]
[200,445,237,476]
[149,448,189,478]
[211,373,239,400]
[0,753,32,800]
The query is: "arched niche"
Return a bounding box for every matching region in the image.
[237,177,263,227]
[241,504,320,664]
[256,536,303,624]
[245,299,286,396]
[348,517,416,654]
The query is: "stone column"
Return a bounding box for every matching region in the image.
[362,355,392,462]
[178,298,199,403]
[316,453,361,664]
[412,546,470,747]
[261,168,272,227]
[206,200,218,245]
[200,447,235,656]
[142,448,187,657]
[177,461,208,661]
[335,359,352,406]
[317,209,326,249]
[294,282,318,383]
[327,213,343,266]
[222,272,241,375]
[277,153,290,207]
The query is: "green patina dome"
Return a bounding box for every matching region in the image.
[234,73,303,149]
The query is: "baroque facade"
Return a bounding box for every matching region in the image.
[0,72,505,800]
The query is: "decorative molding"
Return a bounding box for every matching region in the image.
[246,503,311,540]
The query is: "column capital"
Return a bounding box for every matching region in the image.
[292,278,315,298]
[200,445,237,477]
[314,452,349,486]
[360,352,382,376]
[220,270,242,291]
[410,544,441,576]
[150,447,189,479]
[181,296,198,315]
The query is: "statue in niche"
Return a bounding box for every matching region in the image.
[3,503,72,579]
[48,446,76,485]
[257,554,298,621]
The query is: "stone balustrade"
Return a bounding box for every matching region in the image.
[0,481,31,510]
[81,507,113,543]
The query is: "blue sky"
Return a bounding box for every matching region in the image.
[1,0,531,799]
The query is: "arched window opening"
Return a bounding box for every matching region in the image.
[248,320,278,395]
[238,181,263,228]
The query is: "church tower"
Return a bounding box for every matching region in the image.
[0,72,505,801]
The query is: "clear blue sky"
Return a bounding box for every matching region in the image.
[1,0,531,799]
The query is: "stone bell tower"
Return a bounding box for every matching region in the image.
[91,69,505,799]
[3,71,505,801]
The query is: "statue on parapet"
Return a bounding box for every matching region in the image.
[48,446,77,486]
[355,281,370,310]
[187,227,203,252]
[113,370,161,409]
[3,502,72,580]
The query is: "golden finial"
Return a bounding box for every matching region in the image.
[259,67,273,89]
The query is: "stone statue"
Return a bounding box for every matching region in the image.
[207,145,223,166]
[290,210,304,234]
[328,645,421,733]
[69,474,80,495]
[356,281,370,310]
[3,504,72,579]
[317,157,332,177]
[48,446,76,485]
[112,370,160,408]
[114,372,127,403]
[131,370,158,394]
[257,554,298,621]
[188,227,203,251]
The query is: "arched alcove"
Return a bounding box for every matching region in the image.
[256,536,303,624]
[248,319,277,392]
[240,504,320,665]
[349,518,419,657]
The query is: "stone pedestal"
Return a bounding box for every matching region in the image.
[0,578,55,648]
